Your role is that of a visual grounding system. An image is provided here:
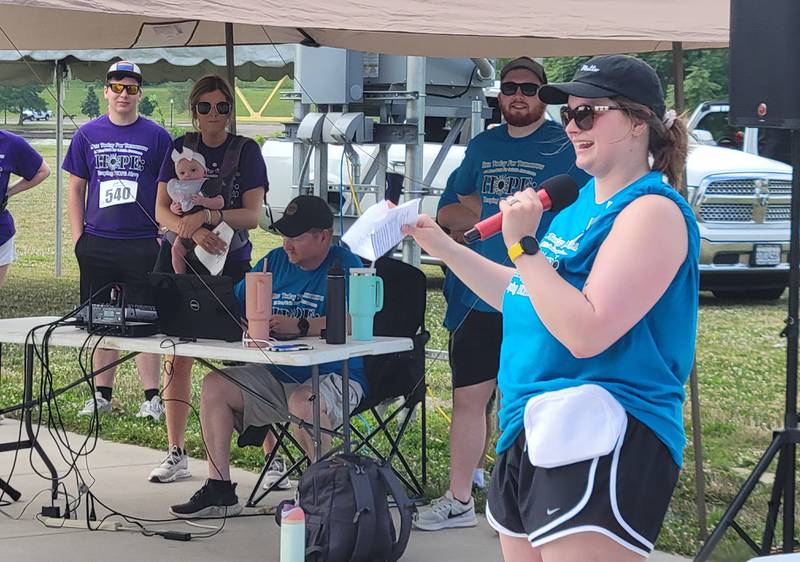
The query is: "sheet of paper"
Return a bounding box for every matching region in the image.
[342,199,421,261]
[194,221,234,276]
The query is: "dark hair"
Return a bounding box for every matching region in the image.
[614,97,688,189]
[188,75,234,130]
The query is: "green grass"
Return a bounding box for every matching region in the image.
[0,142,795,560]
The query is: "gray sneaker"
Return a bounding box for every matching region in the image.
[262,457,292,490]
[135,396,165,422]
[413,490,477,531]
[78,392,112,417]
[148,445,191,483]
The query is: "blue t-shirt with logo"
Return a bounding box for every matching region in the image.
[0,131,43,246]
[234,245,367,391]
[62,115,172,239]
[452,122,590,312]
[496,172,700,467]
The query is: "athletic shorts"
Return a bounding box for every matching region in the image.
[220,364,365,445]
[74,233,159,305]
[486,414,679,558]
[448,309,503,388]
[0,237,15,267]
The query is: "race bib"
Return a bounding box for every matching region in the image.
[99,179,138,209]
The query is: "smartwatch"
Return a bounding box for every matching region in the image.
[297,317,310,337]
[508,235,539,263]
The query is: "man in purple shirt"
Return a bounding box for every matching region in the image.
[0,132,50,287]
[63,61,172,421]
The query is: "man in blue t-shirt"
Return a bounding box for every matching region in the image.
[63,61,172,422]
[171,195,365,518]
[416,57,590,532]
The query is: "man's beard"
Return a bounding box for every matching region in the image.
[501,101,545,127]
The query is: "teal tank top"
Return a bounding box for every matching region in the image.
[496,172,699,466]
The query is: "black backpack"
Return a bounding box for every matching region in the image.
[278,454,415,562]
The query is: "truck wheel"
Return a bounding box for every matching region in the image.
[712,287,785,300]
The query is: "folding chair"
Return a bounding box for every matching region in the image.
[244,256,429,507]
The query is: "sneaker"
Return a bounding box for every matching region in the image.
[149,445,191,483]
[262,457,291,490]
[413,490,477,531]
[136,396,165,422]
[170,479,243,518]
[78,392,112,417]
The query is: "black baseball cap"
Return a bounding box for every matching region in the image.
[272,195,333,237]
[500,57,547,84]
[538,55,665,118]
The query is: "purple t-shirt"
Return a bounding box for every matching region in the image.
[158,134,268,262]
[63,115,172,239]
[0,131,44,246]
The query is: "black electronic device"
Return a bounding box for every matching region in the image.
[74,285,160,337]
[75,304,158,325]
[148,272,244,342]
[729,0,800,129]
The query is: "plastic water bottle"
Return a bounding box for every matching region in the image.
[280,505,305,562]
[325,259,346,344]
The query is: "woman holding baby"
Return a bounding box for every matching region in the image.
[151,74,268,483]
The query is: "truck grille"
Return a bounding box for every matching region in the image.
[698,178,791,223]
[699,204,753,222]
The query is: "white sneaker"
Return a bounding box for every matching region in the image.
[148,445,191,483]
[136,396,165,422]
[78,392,112,417]
[413,490,477,531]
[262,457,292,490]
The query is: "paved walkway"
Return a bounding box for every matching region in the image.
[0,421,690,561]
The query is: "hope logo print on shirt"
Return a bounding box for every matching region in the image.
[479,159,543,205]
[92,142,148,208]
[272,291,325,320]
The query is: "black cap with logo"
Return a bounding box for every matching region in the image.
[500,57,547,85]
[538,55,665,118]
[272,195,333,237]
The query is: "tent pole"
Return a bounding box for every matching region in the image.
[672,41,685,114]
[55,60,65,277]
[402,56,426,268]
[225,23,237,135]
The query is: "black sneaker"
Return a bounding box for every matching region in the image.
[170,479,243,518]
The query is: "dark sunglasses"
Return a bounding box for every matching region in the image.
[560,104,624,131]
[196,101,232,115]
[500,82,540,97]
[107,83,140,95]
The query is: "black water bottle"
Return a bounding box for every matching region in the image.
[325,259,346,344]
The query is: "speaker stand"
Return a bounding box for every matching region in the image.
[695,130,800,560]
[0,477,20,502]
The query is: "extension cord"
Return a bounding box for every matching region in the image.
[42,517,122,531]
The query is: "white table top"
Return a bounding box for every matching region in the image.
[0,316,413,366]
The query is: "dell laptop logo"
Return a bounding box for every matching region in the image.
[189,299,201,312]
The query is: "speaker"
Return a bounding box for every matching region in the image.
[729,0,800,129]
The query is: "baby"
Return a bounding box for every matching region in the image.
[166,147,224,274]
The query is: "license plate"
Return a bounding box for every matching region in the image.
[754,244,781,266]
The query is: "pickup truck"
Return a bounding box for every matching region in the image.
[687,101,792,299]
[262,108,793,299]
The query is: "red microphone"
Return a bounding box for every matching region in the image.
[463,174,579,243]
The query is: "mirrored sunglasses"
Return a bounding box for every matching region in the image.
[107,83,140,95]
[196,101,232,115]
[560,104,624,131]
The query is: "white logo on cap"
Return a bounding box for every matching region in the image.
[581,64,600,73]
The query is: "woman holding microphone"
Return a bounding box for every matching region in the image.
[404,55,698,562]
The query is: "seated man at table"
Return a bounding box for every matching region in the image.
[170,195,365,518]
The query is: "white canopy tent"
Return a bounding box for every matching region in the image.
[0,46,295,85]
[0,0,728,55]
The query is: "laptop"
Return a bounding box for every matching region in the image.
[148,272,244,342]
